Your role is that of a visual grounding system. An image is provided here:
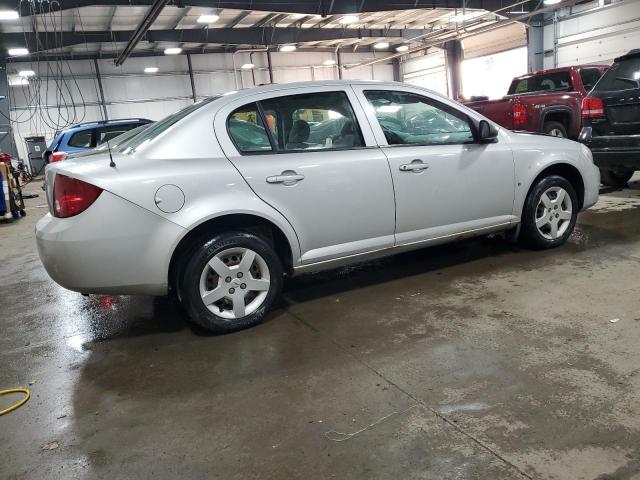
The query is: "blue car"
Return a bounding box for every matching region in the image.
[44,118,152,163]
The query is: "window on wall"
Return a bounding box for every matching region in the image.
[461,47,528,100]
[364,90,474,146]
[259,91,365,151]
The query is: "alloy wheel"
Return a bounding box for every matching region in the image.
[199,247,271,320]
[535,186,573,240]
[548,128,565,138]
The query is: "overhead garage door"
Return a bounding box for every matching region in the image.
[401,49,449,97]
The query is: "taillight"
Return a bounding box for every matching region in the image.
[582,96,605,118]
[51,151,68,162]
[53,174,102,218]
[512,103,527,128]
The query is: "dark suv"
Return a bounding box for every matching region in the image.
[44,118,152,163]
[579,49,640,187]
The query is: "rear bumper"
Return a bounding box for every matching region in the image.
[579,127,640,169]
[36,191,185,295]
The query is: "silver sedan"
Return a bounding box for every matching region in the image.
[36,80,600,333]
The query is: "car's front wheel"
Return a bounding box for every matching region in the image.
[520,175,578,249]
[600,168,634,188]
[180,232,283,333]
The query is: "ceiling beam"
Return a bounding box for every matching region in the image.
[13,1,541,16]
[5,27,429,53]
[114,0,170,65]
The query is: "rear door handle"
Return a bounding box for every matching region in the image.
[399,160,429,172]
[266,170,305,185]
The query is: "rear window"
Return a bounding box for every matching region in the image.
[120,97,218,151]
[508,71,573,95]
[67,129,94,148]
[593,58,640,92]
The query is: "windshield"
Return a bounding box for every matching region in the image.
[593,57,640,92]
[119,97,218,152]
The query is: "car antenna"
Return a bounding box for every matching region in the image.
[107,140,116,168]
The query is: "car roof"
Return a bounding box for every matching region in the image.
[219,80,406,100]
[614,49,640,63]
[63,118,152,134]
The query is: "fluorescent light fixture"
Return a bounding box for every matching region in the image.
[378,105,402,113]
[395,45,409,53]
[338,15,359,24]
[543,0,562,4]
[197,14,219,23]
[279,45,296,52]
[374,42,389,50]
[9,76,29,86]
[8,47,29,56]
[19,70,35,77]
[240,63,255,70]
[144,67,159,73]
[323,59,336,66]
[0,10,19,20]
[164,47,182,55]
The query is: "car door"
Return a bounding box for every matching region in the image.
[214,86,396,265]
[352,85,516,246]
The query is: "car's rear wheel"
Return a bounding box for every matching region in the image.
[520,175,578,249]
[543,121,567,138]
[600,168,634,188]
[180,232,283,333]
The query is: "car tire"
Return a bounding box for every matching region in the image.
[519,175,578,250]
[542,121,567,138]
[180,232,283,334]
[600,168,634,188]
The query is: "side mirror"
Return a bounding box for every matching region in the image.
[478,119,498,143]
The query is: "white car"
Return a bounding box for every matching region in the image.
[36,81,599,333]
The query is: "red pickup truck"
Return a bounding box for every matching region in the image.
[464,65,608,139]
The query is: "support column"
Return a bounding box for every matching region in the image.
[186,54,197,102]
[392,58,401,82]
[0,58,18,157]
[337,48,343,80]
[527,24,544,72]
[93,59,108,120]
[266,50,274,84]
[444,40,462,101]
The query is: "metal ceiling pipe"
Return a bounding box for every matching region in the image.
[232,48,268,89]
[115,0,170,66]
[344,0,578,71]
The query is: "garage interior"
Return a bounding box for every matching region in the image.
[1,0,640,478]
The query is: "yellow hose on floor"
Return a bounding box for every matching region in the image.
[0,388,30,416]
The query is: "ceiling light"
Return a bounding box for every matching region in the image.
[338,15,359,24]
[197,14,219,23]
[240,63,255,70]
[0,10,19,20]
[19,70,35,77]
[9,76,29,86]
[374,42,389,50]
[543,0,562,4]
[144,67,159,73]
[395,45,409,53]
[323,59,336,66]
[8,47,29,56]
[279,45,296,52]
[164,47,182,55]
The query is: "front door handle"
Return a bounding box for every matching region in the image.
[399,160,429,172]
[266,170,305,185]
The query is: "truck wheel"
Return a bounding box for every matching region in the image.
[543,121,567,138]
[600,168,634,188]
[520,175,578,250]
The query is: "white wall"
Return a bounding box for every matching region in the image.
[543,0,640,68]
[7,50,394,163]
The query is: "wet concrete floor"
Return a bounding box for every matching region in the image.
[1,177,640,479]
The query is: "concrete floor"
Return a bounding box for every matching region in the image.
[2,177,640,480]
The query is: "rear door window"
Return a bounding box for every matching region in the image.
[227,104,273,153]
[593,58,640,92]
[509,72,573,95]
[67,129,95,148]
